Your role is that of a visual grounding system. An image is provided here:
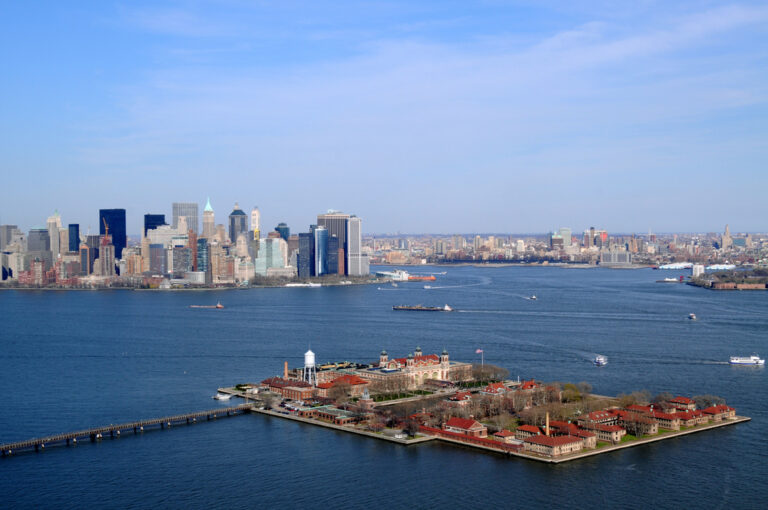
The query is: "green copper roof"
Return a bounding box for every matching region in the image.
[204,197,213,212]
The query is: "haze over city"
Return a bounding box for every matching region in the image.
[2,1,768,234]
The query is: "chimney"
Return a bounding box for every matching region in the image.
[283,361,288,379]
[545,412,550,436]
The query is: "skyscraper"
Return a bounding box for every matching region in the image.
[298,231,314,278]
[47,211,62,258]
[347,216,367,276]
[99,209,126,259]
[202,198,215,239]
[28,228,50,252]
[172,202,199,235]
[250,207,261,240]
[317,211,350,275]
[314,226,328,276]
[0,225,19,251]
[68,224,80,253]
[228,203,247,244]
[327,235,339,275]
[144,214,167,236]
[275,223,290,241]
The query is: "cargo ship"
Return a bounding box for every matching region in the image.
[393,304,453,312]
[408,275,437,282]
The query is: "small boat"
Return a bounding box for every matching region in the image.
[688,313,697,320]
[593,355,608,366]
[424,285,431,289]
[213,393,232,400]
[391,283,398,288]
[529,295,537,300]
[729,355,764,365]
[190,302,224,309]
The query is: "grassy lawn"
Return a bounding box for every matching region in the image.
[595,441,610,449]
[621,434,638,443]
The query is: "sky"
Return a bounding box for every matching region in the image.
[1,1,767,235]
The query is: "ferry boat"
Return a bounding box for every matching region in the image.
[729,355,765,365]
[190,302,224,309]
[393,304,453,312]
[285,283,321,288]
[688,313,697,320]
[213,393,233,400]
[593,355,608,366]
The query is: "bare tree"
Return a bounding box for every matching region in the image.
[329,381,352,406]
[260,392,277,410]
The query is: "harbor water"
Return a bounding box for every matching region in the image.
[1,266,766,509]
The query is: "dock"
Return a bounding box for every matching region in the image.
[1,403,253,457]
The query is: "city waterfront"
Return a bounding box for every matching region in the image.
[1,266,766,508]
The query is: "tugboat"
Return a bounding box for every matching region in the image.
[393,304,453,312]
[593,355,608,367]
[190,302,224,309]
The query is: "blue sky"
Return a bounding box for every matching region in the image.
[1,1,767,235]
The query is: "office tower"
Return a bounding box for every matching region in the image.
[149,244,166,274]
[229,203,247,244]
[98,233,116,276]
[79,244,91,275]
[298,232,314,278]
[314,226,328,275]
[197,238,209,272]
[0,225,19,250]
[46,211,62,257]
[202,198,215,239]
[347,216,366,276]
[327,236,339,275]
[172,246,191,277]
[559,227,572,246]
[28,228,50,252]
[275,222,290,241]
[67,224,80,253]
[99,209,126,259]
[317,211,350,275]
[188,230,198,271]
[172,202,199,235]
[250,207,260,240]
[144,214,167,237]
[549,232,564,250]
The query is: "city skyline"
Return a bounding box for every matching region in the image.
[2,2,768,233]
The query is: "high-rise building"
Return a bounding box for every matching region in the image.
[298,232,314,278]
[99,209,126,259]
[172,202,199,235]
[275,223,290,241]
[317,211,350,275]
[0,225,18,251]
[97,233,116,276]
[67,224,80,253]
[144,214,167,237]
[28,228,50,252]
[558,227,572,246]
[149,244,166,274]
[197,238,209,273]
[327,236,339,275]
[314,226,328,276]
[250,207,261,240]
[347,216,366,276]
[202,198,215,239]
[228,203,247,244]
[46,211,62,257]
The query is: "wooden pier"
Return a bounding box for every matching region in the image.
[0,403,253,457]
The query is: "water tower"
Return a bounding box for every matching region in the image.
[303,349,317,386]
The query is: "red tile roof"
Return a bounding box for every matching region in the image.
[330,374,369,386]
[668,396,694,405]
[494,430,515,437]
[393,354,441,366]
[520,379,540,390]
[445,417,484,430]
[703,405,735,415]
[583,423,625,432]
[525,435,583,447]
[484,382,507,394]
[584,410,615,422]
[450,391,472,401]
[516,425,541,434]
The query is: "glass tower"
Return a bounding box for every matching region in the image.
[99,209,127,260]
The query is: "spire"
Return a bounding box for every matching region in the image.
[204,197,213,212]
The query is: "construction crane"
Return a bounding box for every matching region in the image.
[102,217,109,237]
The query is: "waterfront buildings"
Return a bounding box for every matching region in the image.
[172,202,199,235]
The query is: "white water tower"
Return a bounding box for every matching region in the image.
[303,349,317,386]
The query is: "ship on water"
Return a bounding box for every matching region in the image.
[190,302,224,309]
[729,355,764,365]
[393,304,453,312]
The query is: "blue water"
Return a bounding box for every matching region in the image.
[1,266,766,509]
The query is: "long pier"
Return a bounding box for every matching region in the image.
[1,403,253,457]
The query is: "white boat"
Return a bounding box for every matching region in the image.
[424,285,431,289]
[729,355,765,365]
[443,304,453,312]
[688,313,697,320]
[391,283,398,287]
[213,393,232,400]
[529,295,537,300]
[593,355,608,366]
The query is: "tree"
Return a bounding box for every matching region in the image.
[693,394,725,409]
[652,392,674,405]
[403,419,421,437]
[328,381,352,405]
[562,383,581,402]
[260,392,277,410]
[577,382,592,401]
[471,363,509,383]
